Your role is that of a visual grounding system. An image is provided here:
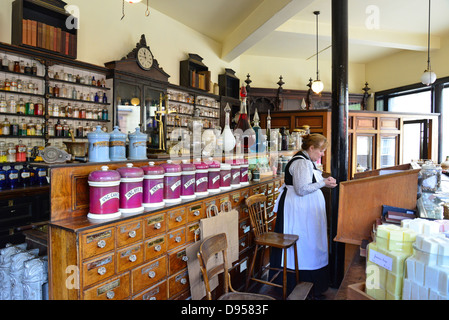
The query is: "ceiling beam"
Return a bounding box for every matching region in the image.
[221,0,315,62]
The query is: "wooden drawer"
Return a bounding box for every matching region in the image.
[116,243,144,274]
[217,194,230,208]
[203,197,217,212]
[259,184,267,195]
[241,189,250,202]
[82,253,115,288]
[185,202,204,222]
[131,255,167,294]
[167,227,186,251]
[250,185,260,195]
[239,233,250,252]
[274,180,281,192]
[144,235,167,261]
[238,205,248,220]
[230,191,242,208]
[267,194,274,208]
[239,217,251,239]
[167,208,186,230]
[168,269,189,299]
[80,228,115,260]
[168,246,188,275]
[186,222,200,243]
[144,212,166,238]
[133,280,168,300]
[116,220,143,248]
[267,182,274,195]
[83,272,130,300]
[356,116,377,130]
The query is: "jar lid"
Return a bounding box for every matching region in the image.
[116,163,144,179]
[128,127,148,140]
[231,160,241,167]
[88,165,120,183]
[205,157,221,169]
[142,161,165,175]
[194,158,208,170]
[87,125,110,139]
[161,160,181,173]
[220,162,231,170]
[181,159,196,172]
[109,126,126,140]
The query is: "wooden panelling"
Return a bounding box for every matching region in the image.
[380,117,400,130]
[355,116,377,130]
[295,115,323,129]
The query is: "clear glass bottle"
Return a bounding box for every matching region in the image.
[0,141,7,163]
[27,119,35,136]
[6,142,16,162]
[266,110,272,152]
[19,118,27,136]
[16,98,25,114]
[0,95,7,113]
[63,120,70,137]
[35,119,42,136]
[48,120,55,136]
[2,118,10,135]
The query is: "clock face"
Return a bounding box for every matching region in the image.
[137,47,153,70]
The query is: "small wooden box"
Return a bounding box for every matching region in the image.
[347,282,375,300]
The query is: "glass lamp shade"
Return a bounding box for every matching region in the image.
[421,70,436,86]
[311,80,324,94]
[125,0,142,3]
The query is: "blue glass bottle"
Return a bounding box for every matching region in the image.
[7,166,19,189]
[0,166,8,190]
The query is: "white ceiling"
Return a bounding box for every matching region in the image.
[146,0,449,64]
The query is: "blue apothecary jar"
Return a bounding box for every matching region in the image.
[128,127,148,160]
[87,125,110,162]
[109,126,127,161]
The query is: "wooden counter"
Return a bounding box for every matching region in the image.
[46,160,282,300]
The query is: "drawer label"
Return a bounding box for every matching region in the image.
[120,222,141,234]
[86,230,112,244]
[120,245,141,258]
[87,256,112,271]
[142,260,160,274]
[147,237,165,247]
[147,214,164,225]
[97,278,120,296]
[142,286,161,300]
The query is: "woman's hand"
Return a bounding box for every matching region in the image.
[324,176,338,188]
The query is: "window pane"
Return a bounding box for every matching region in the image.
[442,87,449,159]
[403,123,422,163]
[380,136,396,167]
[356,135,373,171]
[388,91,431,113]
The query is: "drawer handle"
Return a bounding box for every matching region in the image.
[240,241,245,247]
[154,245,161,252]
[148,271,156,278]
[241,224,247,230]
[234,197,239,202]
[193,210,200,216]
[98,267,107,275]
[106,291,115,299]
[180,278,187,285]
[154,222,161,230]
[175,236,181,243]
[128,230,136,238]
[182,256,188,262]
[175,216,182,222]
[129,254,137,262]
[97,240,106,248]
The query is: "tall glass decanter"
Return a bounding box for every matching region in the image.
[221,103,236,152]
[235,86,256,153]
[250,108,264,153]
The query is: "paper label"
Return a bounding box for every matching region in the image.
[369,249,393,271]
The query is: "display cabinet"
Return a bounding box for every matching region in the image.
[179,53,211,92]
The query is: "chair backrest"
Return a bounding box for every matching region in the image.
[245,194,269,237]
[197,233,230,300]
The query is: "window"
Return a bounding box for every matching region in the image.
[442,86,449,159]
[388,90,431,113]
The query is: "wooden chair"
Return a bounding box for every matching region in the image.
[197,233,276,300]
[245,193,301,300]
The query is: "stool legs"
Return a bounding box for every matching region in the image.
[283,247,288,300]
[246,244,259,291]
[294,242,299,284]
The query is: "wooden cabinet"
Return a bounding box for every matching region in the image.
[179,53,210,91]
[218,68,239,99]
[46,160,282,300]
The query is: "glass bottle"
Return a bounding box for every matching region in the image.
[17,98,25,114]
[2,118,10,135]
[0,141,7,163]
[48,103,53,116]
[19,118,27,136]
[91,76,96,86]
[8,96,16,114]
[266,110,272,152]
[62,120,70,137]
[32,62,37,76]
[35,119,42,136]
[55,119,63,137]
[10,118,19,136]
[35,99,44,116]
[102,107,108,120]
[73,105,79,118]
[102,92,108,104]
[221,103,236,152]
[16,79,23,92]
[25,98,34,115]
[10,78,17,92]
[61,84,67,98]
[7,142,16,162]
[235,86,256,153]
[0,95,7,113]
[250,108,264,153]
[80,105,86,118]
[4,78,10,91]
[13,61,20,73]
[66,103,73,117]
[48,120,55,136]
[54,84,60,97]
[27,119,35,136]
[24,63,32,75]
[76,121,83,137]
[86,106,92,119]
[53,103,59,117]
[280,127,289,151]
[16,140,27,162]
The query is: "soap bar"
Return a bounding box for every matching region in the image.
[424,264,440,292]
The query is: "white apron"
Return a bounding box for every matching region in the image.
[274,168,328,270]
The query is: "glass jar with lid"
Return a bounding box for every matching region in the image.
[0,141,7,162]
[7,142,16,162]
[420,160,442,193]
[2,118,10,135]
[0,95,7,113]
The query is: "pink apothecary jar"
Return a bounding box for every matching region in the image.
[180,160,196,200]
[87,165,121,220]
[240,159,249,185]
[194,158,209,196]
[161,160,182,204]
[231,160,241,188]
[142,162,165,208]
[116,163,144,215]
[205,157,221,193]
[220,162,232,191]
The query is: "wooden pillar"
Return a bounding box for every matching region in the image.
[329,0,348,288]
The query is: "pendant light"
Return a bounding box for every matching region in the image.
[421,0,436,86]
[311,11,324,94]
